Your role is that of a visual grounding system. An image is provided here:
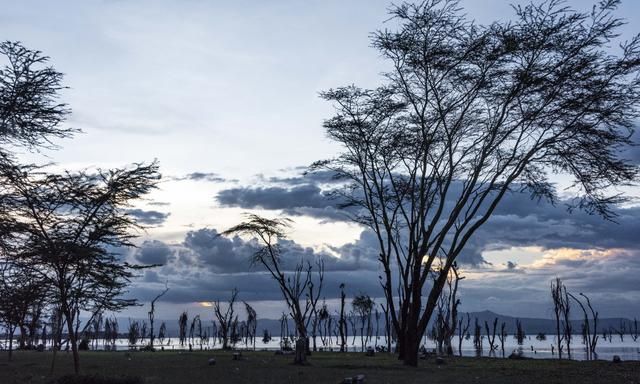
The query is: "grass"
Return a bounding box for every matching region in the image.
[0,350,638,384]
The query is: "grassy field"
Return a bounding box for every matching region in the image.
[0,350,638,384]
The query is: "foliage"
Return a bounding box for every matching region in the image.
[315,0,640,365]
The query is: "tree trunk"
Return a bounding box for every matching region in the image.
[64,309,80,374]
[403,330,419,366]
[294,338,307,365]
[7,325,14,362]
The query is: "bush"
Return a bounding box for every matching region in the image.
[49,374,143,384]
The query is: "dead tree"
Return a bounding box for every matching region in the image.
[222,215,324,364]
[473,318,483,356]
[457,314,470,357]
[568,292,599,360]
[497,322,507,357]
[178,312,188,348]
[213,289,238,350]
[485,318,499,355]
[551,278,571,359]
[148,283,169,350]
[244,301,257,350]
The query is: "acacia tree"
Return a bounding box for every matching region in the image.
[0,263,46,360]
[315,0,640,365]
[0,161,160,373]
[222,215,324,364]
[0,40,75,356]
[352,294,375,351]
[0,41,74,152]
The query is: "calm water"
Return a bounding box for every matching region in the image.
[73,335,640,361]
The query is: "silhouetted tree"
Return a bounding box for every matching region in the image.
[497,322,507,357]
[473,318,483,356]
[222,215,324,364]
[339,283,348,352]
[1,161,160,373]
[515,319,526,346]
[315,0,640,365]
[178,311,188,347]
[157,322,167,348]
[485,318,499,354]
[213,289,238,350]
[0,40,74,364]
[352,293,375,351]
[551,278,571,359]
[0,263,46,360]
[244,301,257,350]
[148,283,169,350]
[457,313,470,357]
[568,292,599,360]
[128,320,140,348]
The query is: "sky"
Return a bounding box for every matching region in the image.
[2,0,640,321]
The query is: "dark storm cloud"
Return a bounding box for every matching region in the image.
[127,209,170,225]
[621,128,640,164]
[260,169,345,186]
[134,240,174,265]
[216,184,351,222]
[217,169,640,258]
[479,195,640,251]
[128,225,384,304]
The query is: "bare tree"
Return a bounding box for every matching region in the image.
[497,322,507,357]
[515,319,526,346]
[473,318,483,356]
[222,215,324,364]
[485,318,499,355]
[244,301,257,350]
[213,289,238,350]
[178,311,188,348]
[315,0,640,365]
[568,292,599,360]
[457,313,470,357]
[433,262,463,355]
[551,278,571,359]
[157,321,167,348]
[148,283,169,350]
[339,283,348,352]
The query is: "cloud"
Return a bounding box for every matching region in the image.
[127,209,170,225]
[148,201,171,207]
[128,224,384,305]
[172,172,237,183]
[134,240,174,265]
[216,184,352,222]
